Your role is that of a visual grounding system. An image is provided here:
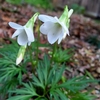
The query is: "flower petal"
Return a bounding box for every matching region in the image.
[40,22,54,35]
[17,31,28,45]
[58,37,63,44]
[63,26,69,36]
[24,27,35,42]
[47,23,63,44]
[9,22,23,29]
[38,15,56,22]
[60,22,69,36]
[58,29,65,44]
[12,29,23,38]
[63,25,69,36]
[68,9,73,18]
[54,16,69,36]
[28,42,31,46]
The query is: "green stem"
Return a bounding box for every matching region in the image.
[51,42,57,63]
[36,21,41,66]
[28,46,35,73]
[36,41,39,66]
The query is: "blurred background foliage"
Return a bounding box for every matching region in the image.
[3,0,100,19]
[71,3,85,14]
[6,0,53,9]
[5,0,86,14]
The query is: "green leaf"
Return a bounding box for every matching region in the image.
[8,82,38,100]
[0,78,18,98]
[36,64,44,86]
[32,55,51,89]
[57,76,99,92]
[0,65,22,82]
[51,64,65,87]
[55,89,68,100]
[47,64,57,84]
[53,48,73,63]
[32,73,45,89]
[50,89,68,100]
[70,92,95,100]
[42,54,50,85]
[7,95,33,100]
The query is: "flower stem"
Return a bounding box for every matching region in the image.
[36,41,39,66]
[36,21,41,66]
[51,42,57,63]
[28,46,35,73]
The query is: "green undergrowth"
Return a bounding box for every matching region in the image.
[0,39,98,100]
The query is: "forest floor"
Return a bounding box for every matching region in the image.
[0,2,100,100]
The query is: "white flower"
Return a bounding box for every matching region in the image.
[9,22,34,46]
[38,8,73,44]
[38,15,69,44]
[9,13,39,46]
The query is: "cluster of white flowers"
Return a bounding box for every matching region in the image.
[9,6,73,65]
[9,7,73,46]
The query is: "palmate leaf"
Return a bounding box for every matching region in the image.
[7,54,97,100]
[47,64,57,84]
[50,89,68,100]
[32,54,65,89]
[0,39,19,57]
[0,40,18,69]
[8,82,38,100]
[32,74,44,88]
[51,64,65,88]
[0,78,18,97]
[53,48,73,63]
[0,39,28,82]
[32,54,50,89]
[0,65,24,97]
[0,39,30,67]
[7,95,33,100]
[0,65,23,83]
[41,54,50,85]
[9,54,67,100]
[15,83,37,95]
[57,76,99,92]
[0,39,28,97]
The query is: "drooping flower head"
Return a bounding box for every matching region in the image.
[9,13,39,46]
[38,6,73,44]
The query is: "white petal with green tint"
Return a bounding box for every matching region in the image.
[38,15,56,22]
[9,22,23,29]
[68,9,73,18]
[47,25,63,44]
[24,27,34,42]
[40,21,54,35]
[12,29,24,38]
